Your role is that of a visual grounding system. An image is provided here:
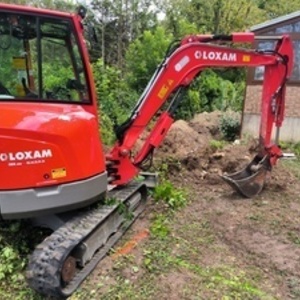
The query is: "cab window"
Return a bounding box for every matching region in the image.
[0,13,90,102]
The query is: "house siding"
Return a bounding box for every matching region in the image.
[242,85,300,141]
[242,11,300,141]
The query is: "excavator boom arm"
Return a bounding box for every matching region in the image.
[107,33,293,187]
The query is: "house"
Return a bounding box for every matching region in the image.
[242,11,300,141]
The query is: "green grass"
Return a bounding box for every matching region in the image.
[279,141,300,158]
[281,158,300,179]
[73,203,276,300]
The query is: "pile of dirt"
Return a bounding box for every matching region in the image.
[157,119,208,159]
[154,111,247,182]
[154,111,295,192]
[189,110,223,138]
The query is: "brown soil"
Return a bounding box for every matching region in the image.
[155,112,300,299]
[81,112,300,300]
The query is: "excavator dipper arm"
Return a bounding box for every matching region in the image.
[107,33,293,197]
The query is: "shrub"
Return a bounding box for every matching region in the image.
[219,113,240,141]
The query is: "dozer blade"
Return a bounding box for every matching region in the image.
[221,155,271,198]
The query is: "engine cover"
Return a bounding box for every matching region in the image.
[0,102,106,190]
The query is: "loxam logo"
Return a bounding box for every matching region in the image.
[0,149,53,162]
[195,50,237,62]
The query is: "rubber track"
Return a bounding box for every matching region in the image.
[26,181,147,298]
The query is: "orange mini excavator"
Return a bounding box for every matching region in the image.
[0,3,293,298]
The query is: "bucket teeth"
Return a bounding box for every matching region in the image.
[221,155,271,198]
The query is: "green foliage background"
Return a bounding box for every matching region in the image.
[89,0,297,145]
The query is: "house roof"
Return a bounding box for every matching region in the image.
[251,10,300,31]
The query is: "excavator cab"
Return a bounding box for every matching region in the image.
[0,6,107,219]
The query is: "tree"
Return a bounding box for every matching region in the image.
[90,0,160,68]
[162,0,265,35]
[1,0,76,10]
[256,0,300,18]
[125,26,172,92]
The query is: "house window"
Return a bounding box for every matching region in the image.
[291,40,300,80]
[254,41,275,80]
[252,19,300,83]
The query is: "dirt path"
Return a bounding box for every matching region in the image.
[75,163,300,299]
[72,112,300,300]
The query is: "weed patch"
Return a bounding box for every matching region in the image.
[209,139,227,151]
[0,220,46,299]
[153,180,187,210]
[150,214,170,239]
[287,231,300,245]
[280,141,300,158]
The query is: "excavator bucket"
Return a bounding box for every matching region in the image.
[221,155,271,198]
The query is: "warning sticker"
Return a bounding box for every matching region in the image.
[158,84,169,100]
[13,57,26,69]
[52,168,67,179]
[242,55,251,62]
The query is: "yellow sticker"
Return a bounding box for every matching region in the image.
[13,57,26,69]
[158,85,169,100]
[242,55,251,62]
[52,168,67,179]
[16,84,25,96]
